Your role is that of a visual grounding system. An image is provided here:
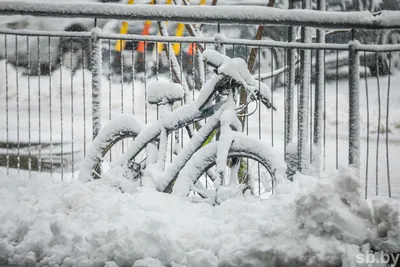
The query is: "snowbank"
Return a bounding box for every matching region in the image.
[1,167,399,267]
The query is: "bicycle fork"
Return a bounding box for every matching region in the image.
[156,103,174,171]
[215,92,242,188]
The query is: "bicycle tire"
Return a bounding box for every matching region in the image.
[78,115,142,182]
[171,134,287,199]
[79,114,196,182]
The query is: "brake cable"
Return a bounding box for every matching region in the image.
[236,97,259,118]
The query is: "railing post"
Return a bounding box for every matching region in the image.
[285,47,295,150]
[298,0,312,174]
[313,0,325,175]
[348,41,360,177]
[91,27,102,139]
[284,0,297,179]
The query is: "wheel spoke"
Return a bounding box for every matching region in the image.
[190,155,275,200]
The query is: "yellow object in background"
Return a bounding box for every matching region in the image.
[156,0,172,54]
[172,23,185,55]
[117,0,206,55]
[157,40,165,54]
[172,0,206,55]
[115,0,135,52]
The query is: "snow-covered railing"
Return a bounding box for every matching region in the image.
[1,28,400,53]
[0,1,400,29]
[0,2,399,198]
[348,42,360,177]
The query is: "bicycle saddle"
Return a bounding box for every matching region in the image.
[147,80,184,105]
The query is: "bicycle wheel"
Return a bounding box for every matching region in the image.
[78,115,144,182]
[171,134,287,202]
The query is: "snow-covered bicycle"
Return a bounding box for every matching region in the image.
[79,49,287,202]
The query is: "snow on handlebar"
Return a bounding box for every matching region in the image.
[202,49,275,110]
[202,49,253,89]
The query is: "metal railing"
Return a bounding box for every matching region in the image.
[1,2,400,199]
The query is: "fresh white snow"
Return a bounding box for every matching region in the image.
[1,26,400,265]
[1,1,400,28]
[1,167,400,266]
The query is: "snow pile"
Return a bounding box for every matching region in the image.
[1,167,400,267]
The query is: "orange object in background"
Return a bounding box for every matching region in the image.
[184,0,205,55]
[117,0,204,55]
[137,21,152,53]
[187,43,196,55]
[137,0,155,53]
[156,0,205,56]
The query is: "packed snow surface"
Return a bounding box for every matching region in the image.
[1,167,400,267]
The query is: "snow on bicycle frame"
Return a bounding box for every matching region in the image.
[202,49,275,110]
[78,49,286,200]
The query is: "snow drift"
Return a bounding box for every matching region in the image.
[1,167,399,267]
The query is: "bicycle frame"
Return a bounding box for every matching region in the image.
[112,74,242,192]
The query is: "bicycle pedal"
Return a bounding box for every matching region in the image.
[125,162,143,181]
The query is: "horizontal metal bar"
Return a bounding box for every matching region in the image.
[0,2,400,29]
[217,36,351,50]
[98,31,350,50]
[1,28,399,53]
[0,29,355,51]
[354,43,400,52]
[0,28,91,38]
[97,31,215,43]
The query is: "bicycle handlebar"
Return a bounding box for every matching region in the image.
[202,49,276,110]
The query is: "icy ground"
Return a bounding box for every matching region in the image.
[1,167,400,267]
